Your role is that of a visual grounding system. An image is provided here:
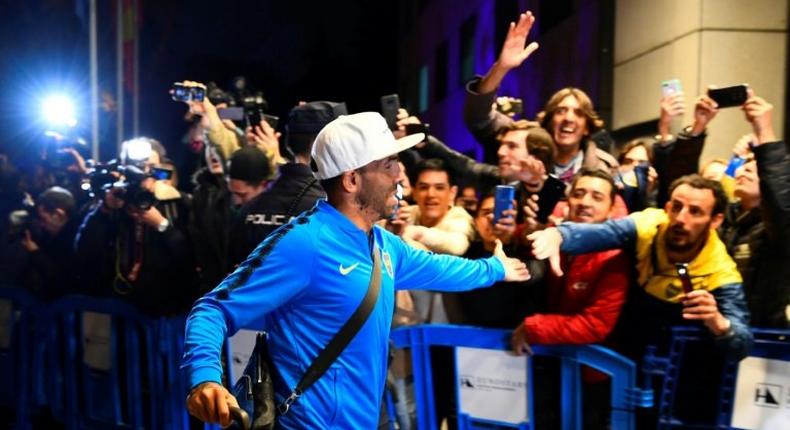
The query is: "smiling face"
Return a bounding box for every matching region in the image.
[497,129,529,182]
[550,95,589,152]
[413,169,457,227]
[567,175,614,223]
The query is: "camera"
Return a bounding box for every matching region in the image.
[7,209,33,242]
[42,131,88,170]
[88,163,157,210]
[170,83,206,102]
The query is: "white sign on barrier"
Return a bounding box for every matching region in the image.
[731,356,790,430]
[456,347,528,425]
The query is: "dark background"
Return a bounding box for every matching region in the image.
[0,0,399,170]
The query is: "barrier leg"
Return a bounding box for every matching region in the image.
[560,357,581,430]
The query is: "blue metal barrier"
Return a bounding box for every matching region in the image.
[0,286,39,430]
[639,326,790,430]
[46,295,157,429]
[390,324,652,430]
[721,329,790,430]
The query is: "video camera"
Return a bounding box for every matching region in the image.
[7,207,33,242]
[42,131,88,170]
[88,162,157,211]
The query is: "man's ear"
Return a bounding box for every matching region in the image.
[710,212,724,230]
[341,171,360,193]
[54,207,66,219]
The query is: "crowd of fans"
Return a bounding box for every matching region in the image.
[0,10,788,430]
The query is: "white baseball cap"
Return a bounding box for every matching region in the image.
[310,112,425,180]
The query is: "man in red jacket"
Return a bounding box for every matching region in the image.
[512,168,630,429]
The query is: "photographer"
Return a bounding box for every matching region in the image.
[13,186,80,299]
[74,165,198,316]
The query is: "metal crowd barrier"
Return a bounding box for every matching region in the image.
[390,324,653,430]
[642,326,790,430]
[0,288,199,429]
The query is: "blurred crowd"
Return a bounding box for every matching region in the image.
[0,10,788,430]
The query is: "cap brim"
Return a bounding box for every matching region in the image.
[388,133,425,157]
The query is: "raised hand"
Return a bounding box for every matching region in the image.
[497,11,540,71]
[741,89,775,144]
[689,91,719,136]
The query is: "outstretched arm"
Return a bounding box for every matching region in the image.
[477,11,539,94]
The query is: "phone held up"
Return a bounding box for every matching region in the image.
[380,94,401,130]
[170,83,205,102]
[536,176,566,224]
[708,84,749,108]
[493,185,515,224]
[661,79,683,98]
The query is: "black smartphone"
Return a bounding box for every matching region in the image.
[262,114,279,130]
[380,94,401,130]
[405,123,429,136]
[708,84,748,108]
[170,83,205,102]
[536,175,567,223]
[245,109,262,129]
[151,166,173,181]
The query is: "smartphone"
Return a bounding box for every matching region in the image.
[493,185,515,223]
[536,176,567,223]
[245,109,262,129]
[674,263,694,294]
[170,83,205,102]
[151,166,173,181]
[708,84,749,108]
[661,79,683,97]
[217,107,245,121]
[724,155,746,178]
[380,94,401,130]
[262,114,279,130]
[405,123,430,137]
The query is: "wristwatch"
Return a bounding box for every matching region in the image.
[157,218,170,233]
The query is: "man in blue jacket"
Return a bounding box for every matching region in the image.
[183,112,531,429]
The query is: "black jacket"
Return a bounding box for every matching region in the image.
[22,218,80,299]
[229,163,325,266]
[652,130,707,207]
[74,199,198,316]
[719,140,790,328]
[188,169,233,293]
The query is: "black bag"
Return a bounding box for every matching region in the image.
[231,332,276,430]
[229,239,382,429]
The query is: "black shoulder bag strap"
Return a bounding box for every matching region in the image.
[278,235,382,415]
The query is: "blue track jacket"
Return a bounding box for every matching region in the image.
[182,200,505,429]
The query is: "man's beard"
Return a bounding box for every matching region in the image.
[355,186,392,220]
[665,223,709,253]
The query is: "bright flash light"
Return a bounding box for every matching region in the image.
[41,94,77,127]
